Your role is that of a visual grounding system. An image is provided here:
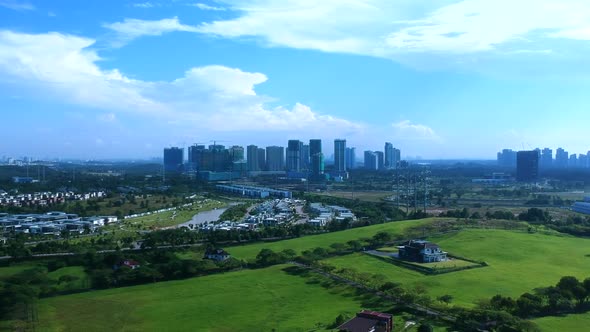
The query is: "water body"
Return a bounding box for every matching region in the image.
[176,207,228,228]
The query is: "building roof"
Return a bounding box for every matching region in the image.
[205,248,230,256]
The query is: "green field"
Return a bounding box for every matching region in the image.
[36,264,386,332]
[227,218,433,260]
[324,229,590,307]
[534,313,590,332]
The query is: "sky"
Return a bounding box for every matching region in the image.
[1,0,590,160]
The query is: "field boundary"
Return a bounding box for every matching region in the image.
[364,251,488,275]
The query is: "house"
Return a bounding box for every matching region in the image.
[121,259,141,269]
[338,310,393,332]
[204,248,231,262]
[398,240,447,263]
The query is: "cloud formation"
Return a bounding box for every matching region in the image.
[193,3,226,11]
[392,120,441,142]
[103,17,199,46]
[0,0,34,11]
[0,29,363,141]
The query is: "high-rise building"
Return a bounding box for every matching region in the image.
[309,139,324,178]
[516,150,539,182]
[163,147,184,172]
[579,153,589,169]
[555,148,569,168]
[258,148,266,171]
[345,147,356,170]
[569,154,578,168]
[228,145,244,162]
[375,151,384,170]
[187,144,206,171]
[384,142,396,169]
[540,148,552,169]
[364,151,377,170]
[334,139,347,173]
[266,146,285,171]
[247,145,259,171]
[301,144,310,171]
[497,149,517,167]
[287,140,302,172]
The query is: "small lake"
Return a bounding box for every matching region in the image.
[176,202,240,228]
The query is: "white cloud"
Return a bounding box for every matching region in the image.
[0,30,362,140]
[392,120,441,141]
[193,3,226,11]
[133,2,156,8]
[103,17,199,46]
[193,0,590,64]
[0,0,34,11]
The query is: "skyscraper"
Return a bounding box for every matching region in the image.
[384,142,395,169]
[309,139,324,178]
[246,145,259,171]
[334,139,347,173]
[497,149,517,167]
[555,148,569,168]
[163,147,184,172]
[287,140,302,172]
[345,147,356,170]
[569,154,578,168]
[301,144,310,171]
[266,146,285,171]
[364,151,377,170]
[516,150,539,182]
[258,148,266,171]
[187,144,206,171]
[375,151,384,170]
[540,148,552,169]
[228,145,244,162]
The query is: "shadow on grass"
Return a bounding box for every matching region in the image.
[282,265,389,310]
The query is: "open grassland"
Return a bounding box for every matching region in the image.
[317,190,392,202]
[227,218,435,260]
[534,313,590,332]
[0,262,42,279]
[324,229,590,307]
[37,264,386,332]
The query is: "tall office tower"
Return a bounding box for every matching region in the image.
[569,154,578,168]
[334,139,347,173]
[287,140,302,172]
[578,154,588,168]
[209,144,225,151]
[309,139,324,178]
[555,148,569,168]
[384,142,395,169]
[258,148,266,171]
[540,148,552,169]
[188,144,206,171]
[163,147,184,172]
[375,151,385,170]
[497,149,517,167]
[246,145,259,171]
[364,151,378,170]
[516,150,539,182]
[345,147,356,170]
[266,146,285,171]
[301,144,310,171]
[393,148,401,168]
[228,145,244,162]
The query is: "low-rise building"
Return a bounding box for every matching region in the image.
[398,240,447,263]
[204,248,231,262]
[338,310,393,332]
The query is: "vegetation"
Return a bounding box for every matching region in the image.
[35,265,385,332]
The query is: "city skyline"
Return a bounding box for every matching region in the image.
[2,1,590,159]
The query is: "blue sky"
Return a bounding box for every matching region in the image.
[1,0,590,160]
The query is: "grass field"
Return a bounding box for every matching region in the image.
[317,190,393,202]
[226,218,434,260]
[324,229,590,307]
[0,262,42,279]
[36,264,388,332]
[534,313,590,332]
[47,266,89,291]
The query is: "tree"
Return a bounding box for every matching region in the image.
[417,323,433,332]
[516,293,543,317]
[437,294,453,305]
